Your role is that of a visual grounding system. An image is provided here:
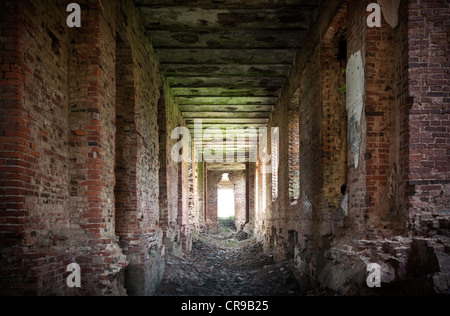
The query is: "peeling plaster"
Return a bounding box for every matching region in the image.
[303,196,313,219]
[346,50,365,169]
[340,193,348,217]
[377,0,401,29]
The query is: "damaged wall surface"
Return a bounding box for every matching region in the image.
[255,0,449,295]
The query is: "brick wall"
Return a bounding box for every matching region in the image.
[254,0,449,295]
[407,0,450,235]
[0,0,130,295]
[113,0,166,296]
[233,170,247,230]
[160,80,192,255]
[321,8,348,213]
[195,159,206,233]
[247,162,256,228]
[288,91,300,203]
[364,1,401,233]
[0,0,75,295]
[345,0,368,235]
[0,0,184,296]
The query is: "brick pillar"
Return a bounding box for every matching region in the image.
[233,170,247,230]
[320,6,348,237]
[67,0,127,295]
[364,3,398,231]
[196,157,205,233]
[158,88,168,238]
[0,1,34,295]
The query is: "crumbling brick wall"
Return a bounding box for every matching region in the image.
[406,0,450,236]
[0,0,132,296]
[0,0,190,296]
[0,0,76,296]
[256,0,450,295]
[159,84,192,256]
[113,0,166,296]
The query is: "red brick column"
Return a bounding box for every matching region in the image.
[67,0,127,295]
[407,0,450,235]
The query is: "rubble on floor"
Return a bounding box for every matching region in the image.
[156,227,303,296]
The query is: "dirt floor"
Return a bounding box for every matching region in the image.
[156,220,304,296]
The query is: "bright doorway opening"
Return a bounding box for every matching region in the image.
[218,188,235,218]
[218,173,235,219]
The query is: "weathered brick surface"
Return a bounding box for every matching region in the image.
[113,0,166,296]
[288,92,300,204]
[0,0,184,296]
[66,0,131,296]
[1,0,448,297]
[247,162,256,230]
[159,81,192,255]
[0,0,74,295]
[254,0,450,295]
[407,0,450,235]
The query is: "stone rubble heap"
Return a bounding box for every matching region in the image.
[156,232,302,296]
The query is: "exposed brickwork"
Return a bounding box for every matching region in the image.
[0,0,74,296]
[254,0,449,295]
[0,0,184,296]
[288,91,300,204]
[0,0,448,297]
[321,8,348,213]
[160,83,192,255]
[195,159,206,233]
[247,162,255,229]
[407,0,450,235]
[364,2,402,232]
[345,0,369,234]
[113,0,166,296]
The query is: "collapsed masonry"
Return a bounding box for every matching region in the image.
[0,0,449,296]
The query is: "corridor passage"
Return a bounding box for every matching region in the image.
[0,0,448,297]
[157,220,302,296]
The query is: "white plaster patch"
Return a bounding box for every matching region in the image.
[340,193,349,217]
[346,50,365,169]
[303,196,313,219]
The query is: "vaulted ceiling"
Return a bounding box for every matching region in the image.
[136,0,320,160]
